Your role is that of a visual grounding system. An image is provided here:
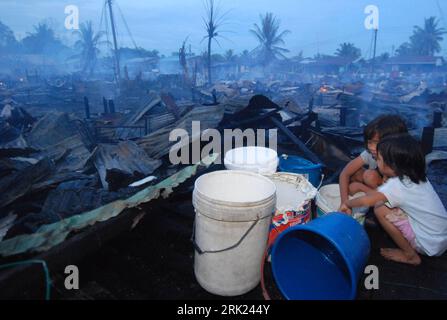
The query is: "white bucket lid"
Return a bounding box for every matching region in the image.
[224,147,278,167]
[316,184,368,214]
[194,170,276,206]
[193,170,277,222]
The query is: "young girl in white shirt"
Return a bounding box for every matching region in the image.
[341,134,447,265]
[338,115,408,214]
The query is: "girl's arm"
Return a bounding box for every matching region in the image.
[346,191,388,209]
[350,182,375,194]
[339,156,366,204]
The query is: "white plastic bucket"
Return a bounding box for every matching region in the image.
[315,184,368,225]
[224,147,279,175]
[193,170,276,296]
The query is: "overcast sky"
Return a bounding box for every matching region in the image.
[0,0,446,57]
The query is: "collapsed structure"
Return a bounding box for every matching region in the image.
[0,69,446,299]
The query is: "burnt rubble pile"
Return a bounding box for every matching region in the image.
[0,112,160,239]
[0,74,446,248]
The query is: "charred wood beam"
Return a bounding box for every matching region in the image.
[433,110,443,129]
[340,107,347,127]
[308,96,314,112]
[108,100,116,114]
[269,116,322,164]
[422,127,435,156]
[282,114,306,126]
[83,97,90,119]
[102,97,109,114]
[144,117,148,135]
[339,106,359,128]
[301,112,319,129]
[291,113,320,136]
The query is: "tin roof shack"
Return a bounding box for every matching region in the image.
[384,56,445,73]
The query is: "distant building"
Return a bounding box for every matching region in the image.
[211,62,240,80]
[383,56,445,73]
[299,56,357,74]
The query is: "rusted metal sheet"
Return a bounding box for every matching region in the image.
[91,141,162,190]
[137,105,224,159]
[0,153,218,257]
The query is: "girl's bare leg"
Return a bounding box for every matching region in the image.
[351,168,366,183]
[374,204,421,266]
[348,169,381,197]
[363,169,383,189]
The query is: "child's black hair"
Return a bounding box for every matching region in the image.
[377,134,427,184]
[364,115,408,148]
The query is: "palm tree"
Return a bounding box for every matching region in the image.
[410,16,446,56]
[250,13,290,66]
[240,50,250,59]
[179,37,190,83]
[225,49,236,62]
[202,0,230,85]
[378,52,390,62]
[73,21,107,76]
[238,50,252,68]
[22,22,64,54]
[0,20,17,51]
[396,42,414,57]
[335,42,361,60]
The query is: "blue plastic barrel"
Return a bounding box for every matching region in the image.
[271,213,370,300]
[278,155,323,188]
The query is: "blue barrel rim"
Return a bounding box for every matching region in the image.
[279,163,324,171]
[279,155,325,169]
[271,213,364,300]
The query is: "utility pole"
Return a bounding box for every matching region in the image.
[372,28,378,73]
[107,0,121,84]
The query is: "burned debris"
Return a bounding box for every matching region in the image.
[1,72,445,255]
[1,0,447,301]
[91,141,162,191]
